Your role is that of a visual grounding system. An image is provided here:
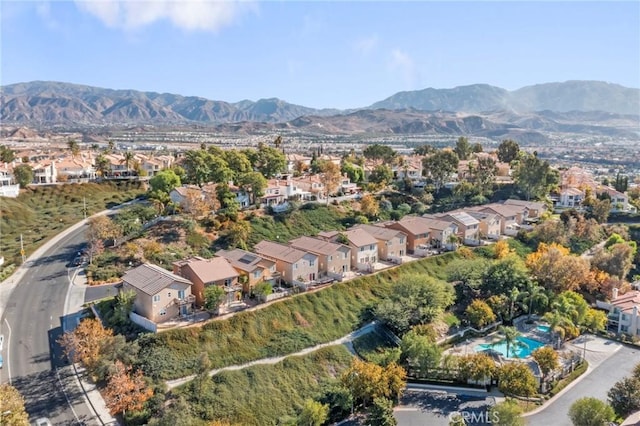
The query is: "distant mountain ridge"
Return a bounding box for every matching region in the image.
[370,81,640,115]
[0,81,638,134]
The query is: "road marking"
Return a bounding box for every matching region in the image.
[4,318,11,385]
[55,367,82,424]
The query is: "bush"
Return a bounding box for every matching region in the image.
[548,361,588,397]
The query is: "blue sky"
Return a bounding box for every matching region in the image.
[1,1,639,109]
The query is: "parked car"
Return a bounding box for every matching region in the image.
[34,418,52,426]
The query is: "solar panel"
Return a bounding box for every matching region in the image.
[238,254,256,264]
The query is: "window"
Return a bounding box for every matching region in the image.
[178,290,185,300]
[253,271,261,279]
[293,263,298,270]
[370,245,375,250]
[360,247,364,252]
[400,238,405,244]
[153,295,160,302]
[167,292,172,298]
[328,255,333,262]
[224,278,233,287]
[309,259,315,266]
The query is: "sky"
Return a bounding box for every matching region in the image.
[1,1,639,109]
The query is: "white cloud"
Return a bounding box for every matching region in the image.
[389,48,419,88]
[74,0,256,32]
[36,1,61,31]
[352,35,378,56]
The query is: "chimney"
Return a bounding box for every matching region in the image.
[612,288,619,300]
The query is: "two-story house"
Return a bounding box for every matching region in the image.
[289,236,351,280]
[172,257,241,306]
[465,210,502,240]
[121,263,194,323]
[503,199,547,221]
[215,248,277,293]
[596,288,640,337]
[471,204,522,236]
[254,240,319,286]
[432,212,481,245]
[318,229,378,272]
[352,224,407,263]
[418,216,459,249]
[384,216,431,254]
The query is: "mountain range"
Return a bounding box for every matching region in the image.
[1,80,638,140]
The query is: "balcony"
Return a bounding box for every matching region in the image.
[174,294,196,305]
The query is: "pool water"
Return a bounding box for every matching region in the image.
[537,325,551,333]
[475,336,546,358]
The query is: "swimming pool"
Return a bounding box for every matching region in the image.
[475,336,546,358]
[536,324,551,333]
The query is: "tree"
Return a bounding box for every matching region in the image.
[449,413,467,426]
[87,215,122,248]
[0,145,16,163]
[254,144,286,178]
[253,281,273,299]
[226,221,251,249]
[341,359,406,407]
[238,171,267,206]
[67,139,81,158]
[366,397,397,426]
[375,274,455,334]
[150,169,181,194]
[457,353,496,384]
[122,151,134,171]
[489,400,524,426]
[512,152,559,200]
[569,397,615,426]
[520,281,548,318]
[525,242,591,292]
[531,346,559,384]
[454,137,471,161]
[94,154,111,177]
[422,150,459,192]
[608,376,640,418]
[12,164,33,188]
[203,285,227,312]
[481,255,530,296]
[590,198,611,224]
[298,399,329,426]
[465,299,496,328]
[363,144,396,162]
[592,243,635,280]
[0,384,30,425]
[104,360,154,417]
[368,164,393,187]
[400,330,442,377]
[414,144,436,155]
[471,156,498,195]
[341,161,364,183]
[58,317,114,373]
[360,194,380,219]
[319,161,342,203]
[447,258,491,290]
[497,362,537,397]
[496,139,520,164]
[113,289,136,325]
[497,326,527,359]
[223,150,253,179]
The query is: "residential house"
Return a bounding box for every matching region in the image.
[289,236,351,280]
[503,199,548,221]
[254,240,319,286]
[418,216,459,249]
[318,229,378,272]
[431,212,480,245]
[138,153,175,177]
[598,186,631,212]
[172,257,241,306]
[121,263,194,323]
[596,288,640,336]
[55,156,96,182]
[471,203,522,236]
[215,248,277,293]
[384,216,432,254]
[352,224,407,263]
[32,161,57,184]
[0,167,19,198]
[286,153,312,174]
[554,187,585,209]
[339,175,359,194]
[465,210,502,240]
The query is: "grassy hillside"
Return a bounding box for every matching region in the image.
[172,345,354,426]
[247,204,350,248]
[0,181,145,267]
[135,251,461,380]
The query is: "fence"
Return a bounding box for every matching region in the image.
[130,311,157,332]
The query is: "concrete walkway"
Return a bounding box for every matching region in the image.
[166,321,379,389]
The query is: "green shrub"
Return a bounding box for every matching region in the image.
[548,361,588,397]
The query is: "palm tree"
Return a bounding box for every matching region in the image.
[543,311,571,348]
[122,151,135,173]
[521,282,548,319]
[507,287,522,322]
[497,326,527,358]
[67,139,80,158]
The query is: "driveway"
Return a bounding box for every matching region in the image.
[395,389,497,426]
[526,339,639,425]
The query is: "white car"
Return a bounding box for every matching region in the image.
[34,418,52,426]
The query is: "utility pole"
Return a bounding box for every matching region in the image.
[20,233,26,264]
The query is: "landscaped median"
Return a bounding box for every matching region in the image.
[134,251,462,381]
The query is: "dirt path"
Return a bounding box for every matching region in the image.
[165,321,378,389]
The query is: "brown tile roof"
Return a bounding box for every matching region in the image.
[215,248,275,273]
[122,263,191,296]
[352,224,406,241]
[473,203,520,218]
[613,290,640,313]
[503,199,547,212]
[389,216,433,235]
[419,216,459,231]
[289,236,349,256]
[343,228,379,247]
[254,240,312,263]
[178,257,239,283]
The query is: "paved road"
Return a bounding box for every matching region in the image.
[0,224,96,425]
[395,390,496,426]
[526,344,640,426]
